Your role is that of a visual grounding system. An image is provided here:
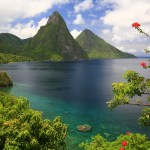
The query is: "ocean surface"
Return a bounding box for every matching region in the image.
[0,59,149,149]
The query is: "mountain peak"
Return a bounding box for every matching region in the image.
[24,11,88,61]
[82,29,99,37]
[76,29,136,59]
[83,29,92,33]
[47,11,64,24]
[78,29,104,41]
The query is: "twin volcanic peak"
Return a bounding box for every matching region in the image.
[0,11,135,61]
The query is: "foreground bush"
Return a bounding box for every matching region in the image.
[80,132,150,150]
[0,92,67,150]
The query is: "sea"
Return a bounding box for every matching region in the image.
[0,58,149,149]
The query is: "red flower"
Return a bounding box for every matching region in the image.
[126,131,131,135]
[120,148,124,150]
[122,141,128,147]
[140,62,147,68]
[132,22,141,27]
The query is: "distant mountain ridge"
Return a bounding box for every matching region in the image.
[0,11,135,62]
[0,33,23,55]
[76,29,136,58]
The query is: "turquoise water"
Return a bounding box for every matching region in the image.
[0,59,149,149]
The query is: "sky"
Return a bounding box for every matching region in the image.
[0,0,150,57]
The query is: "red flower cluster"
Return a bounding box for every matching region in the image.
[126,131,131,135]
[119,140,128,150]
[140,62,147,68]
[132,22,150,37]
[132,22,141,27]
[122,141,128,147]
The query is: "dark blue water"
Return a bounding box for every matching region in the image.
[0,59,149,149]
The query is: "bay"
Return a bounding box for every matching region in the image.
[0,59,149,149]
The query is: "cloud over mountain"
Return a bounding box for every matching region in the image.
[0,0,150,56]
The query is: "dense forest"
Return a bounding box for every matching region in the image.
[0,52,32,64]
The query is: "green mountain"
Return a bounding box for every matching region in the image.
[0,33,23,55]
[0,11,88,61]
[0,12,135,62]
[23,11,88,61]
[76,29,136,58]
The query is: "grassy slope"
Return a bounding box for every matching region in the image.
[76,29,136,58]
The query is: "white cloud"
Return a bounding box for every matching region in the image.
[0,0,69,24]
[112,34,122,43]
[0,0,69,38]
[102,29,110,34]
[70,29,82,38]
[74,0,94,13]
[99,0,150,56]
[127,49,137,53]
[73,14,85,25]
[4,17,48,39]
[116,46,137,53]
[116,46,124,51]
[100,0,150,41]
[38,18,48,27]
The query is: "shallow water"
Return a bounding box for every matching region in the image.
[0,59,149,149]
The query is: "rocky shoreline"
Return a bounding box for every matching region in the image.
[0,71,13,87]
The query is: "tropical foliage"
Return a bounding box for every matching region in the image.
[106,70,150,128]
[80,132,150,150]
[106,22,150,128]
[0,52,32,64]
[0,92,67,150]
[80,22,150,150]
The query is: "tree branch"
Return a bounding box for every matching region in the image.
[140,92,150,95]
[128,102,150,106]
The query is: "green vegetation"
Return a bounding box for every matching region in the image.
[0,11,88,61]
[76,29,136,59]
[0,33,33,62]
[0,15,148,149]
[80,133,150,150]
[0,91,67,150]
[0,33,23,55]
[80,24,150,150]
[24,11,88,61]
[0,52,32,63]
[80,70,150,149]
[0,12,135,62]
[107,70,150,128]
[0,72,13,87]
